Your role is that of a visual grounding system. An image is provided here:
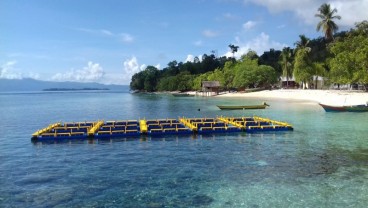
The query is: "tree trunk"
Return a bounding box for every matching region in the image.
[315,76,318,89]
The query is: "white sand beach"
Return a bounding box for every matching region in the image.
[217,89,368,106]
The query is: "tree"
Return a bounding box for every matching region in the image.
[293,49,314,89]
[315,3,341,41]
[222,61,236,89]
[228,44,239,58]
[244,50,258,60]
[259,49,282,75]
[279,47,294,87]
[295,35,310,51]
[329,22,368,89]
[143,66,160,92]
[232,57,277,89]
[130,71,145,91]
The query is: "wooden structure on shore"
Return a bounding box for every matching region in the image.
[201,81,220,96]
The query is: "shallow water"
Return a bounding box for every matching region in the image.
[0,91,367,207]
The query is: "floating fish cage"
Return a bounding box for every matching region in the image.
[31,116,293,141]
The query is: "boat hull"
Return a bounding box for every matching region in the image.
[345,105,368,112]
[319,103,368,112]
[172,93,194,97]
[319,103,345,112]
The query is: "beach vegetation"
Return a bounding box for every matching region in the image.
[329,21,368,89]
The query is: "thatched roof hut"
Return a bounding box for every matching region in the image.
[202,81,220,95]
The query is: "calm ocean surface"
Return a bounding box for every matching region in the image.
[0,90,367,207]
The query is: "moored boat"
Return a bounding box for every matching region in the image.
[318,103,345,112]
[345,104,368,112]
[172,93,195,97]
[319,103,368,112]
[217,102,269,110]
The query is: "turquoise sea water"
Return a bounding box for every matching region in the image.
[0,91,367,207]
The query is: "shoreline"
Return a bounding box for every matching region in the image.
[216,89,368,106]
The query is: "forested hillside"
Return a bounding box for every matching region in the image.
[130,12,368,92]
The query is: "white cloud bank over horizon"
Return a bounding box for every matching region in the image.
[0,61,22,79]
[52,61,105,82]
[1,61,40,80]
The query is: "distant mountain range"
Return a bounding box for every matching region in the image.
[0,78,129,92]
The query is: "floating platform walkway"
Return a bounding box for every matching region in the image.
[32,116,293,141]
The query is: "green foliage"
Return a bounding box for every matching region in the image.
[259,49,282,75]
[222,61,236,89]
[129,66,160,92]
[192,74,208,91]
[232,57,278,88]
[293,49,314,84]
[176,73,195,91]
[130,71,145,90]
[157,76,177,91]
[329,29,368,84]
[279,47,294,86]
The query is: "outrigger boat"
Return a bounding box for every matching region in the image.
[217,102,269,110]
[319,103,368,112]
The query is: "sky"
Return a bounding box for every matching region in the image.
[1,0,367,85]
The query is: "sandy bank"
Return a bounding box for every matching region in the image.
[217,89,368,106]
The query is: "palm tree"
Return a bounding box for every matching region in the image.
[315,3,341,41]
[295,35,310,51]
[280,47,293,88]
[228,44,239,58]
[294,35,312,89]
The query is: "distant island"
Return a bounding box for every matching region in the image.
[43,88,109,91]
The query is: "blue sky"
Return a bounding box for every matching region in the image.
[1,0,367,85]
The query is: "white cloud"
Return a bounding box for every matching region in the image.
[122,56,144,83]
[194,40,203,46]
[225,32,287,58]
[202,29,218,38]
[185,54,195,63]
[28,72,40,80]
[139,64,147,71]
[223,13,238,20]
[120,33,134,43]
[101,29,113,36]
[120,56,161,84]
[0,61,22,79]
[184,54,203,63]
[124,57,140,75]
[243,20,257,30]
[243,0,368,27]
[0,61,40,80]
[52,61,105,82]
[331,0,368,27]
